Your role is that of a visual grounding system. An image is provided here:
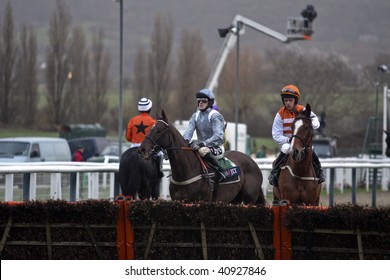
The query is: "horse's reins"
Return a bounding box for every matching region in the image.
[290,116,313,152]
[282,115,318,181]
[144,119,170,156]
[144,119,214,186]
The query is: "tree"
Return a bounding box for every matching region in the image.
[218,47,264,133]
[67,25,89,122]
[264,47,368,153]
[14,23,38,126]
[133,45,148,103]
[88,27,111,122]
[0,0,17,125]
[147,12,173,111]
[45,0,71,127]
[175,28,209,121]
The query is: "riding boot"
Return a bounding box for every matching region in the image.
[312,150,325,184]
[203,153,229,182]
[268,152,287,187]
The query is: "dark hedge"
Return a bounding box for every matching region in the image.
[0,200,118,260]
[128,200,274,260]
[284,204,390,260]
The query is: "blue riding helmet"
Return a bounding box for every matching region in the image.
[196,89,215,109]
[196,89,215,100]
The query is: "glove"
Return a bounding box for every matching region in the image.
[288,137,292,143]
[190,142,200,150]
[190,141,204,150]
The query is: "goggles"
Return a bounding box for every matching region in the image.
[281,88,297,95]
[197,98,209,104]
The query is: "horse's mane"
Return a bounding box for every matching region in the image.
[157,110,188,146]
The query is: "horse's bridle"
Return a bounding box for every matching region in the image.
[143,119,170,157]
[290,116,313,155]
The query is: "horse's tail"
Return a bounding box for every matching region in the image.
[119,148,142,197]
[255,178,266,205]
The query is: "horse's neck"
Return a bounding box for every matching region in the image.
[287,152,313,174]
[167,127,200,180]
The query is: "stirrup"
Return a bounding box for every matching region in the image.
[218,170,229,182]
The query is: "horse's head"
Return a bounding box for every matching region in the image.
[138,110,171,160]
[289,104,314,162]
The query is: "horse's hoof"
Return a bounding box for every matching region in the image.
[272,200,280,206]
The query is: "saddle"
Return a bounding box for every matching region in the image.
[206,157,241,183]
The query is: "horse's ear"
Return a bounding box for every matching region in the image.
[161,109,168,122]
[304,103,311,117]
[384,130,390,136]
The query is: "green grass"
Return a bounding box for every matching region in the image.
[0,128,58,138]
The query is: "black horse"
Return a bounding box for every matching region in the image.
[119,147,162,199]
[385,130,390,157]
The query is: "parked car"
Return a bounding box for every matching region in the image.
[86,142,132,163]
[0,137,72,162]
[313,136,338,158]
[67,137,111,161]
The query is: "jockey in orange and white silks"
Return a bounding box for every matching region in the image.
[183,88,229,182]
[269,84,325,186]
[272,103,320,154]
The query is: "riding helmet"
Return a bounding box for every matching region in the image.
[138,97,152,112]
[280,85,300,104]
[196,89,215,107]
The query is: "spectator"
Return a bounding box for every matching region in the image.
[73,145,84,162]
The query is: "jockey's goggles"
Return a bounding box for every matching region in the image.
[281,88,297,95]
[197,98,208,104]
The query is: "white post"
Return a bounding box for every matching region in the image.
[49,173,62,199]
[382,85,389,190]
[76,173,80,201]
[90,172,99,199]
[109,172,115,199]
[5,174,14,202]
[29,173,37,200]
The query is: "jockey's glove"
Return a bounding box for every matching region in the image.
[190,141,204,150]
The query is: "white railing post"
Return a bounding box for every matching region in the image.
[29,173,37,200]
[50,173,62,199]
[5,174,14,202]
[109,172,115,199]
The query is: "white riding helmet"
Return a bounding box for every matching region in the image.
[138,97,152,112]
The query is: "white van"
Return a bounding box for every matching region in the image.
[0,137,72,162]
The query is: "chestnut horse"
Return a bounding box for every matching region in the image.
[138,110,265,204]
[274,104,322,205]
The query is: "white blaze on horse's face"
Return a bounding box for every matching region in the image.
[289,119,303,154]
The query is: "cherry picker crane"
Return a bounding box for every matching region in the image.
[206,14,314,93]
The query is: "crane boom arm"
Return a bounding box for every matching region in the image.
[206,14,310,93]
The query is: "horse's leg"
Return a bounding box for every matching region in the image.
[214,183,242,203]
[279,181,300,205]
[314,182,322,205]
[150,160,161,199]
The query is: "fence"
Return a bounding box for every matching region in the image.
[1,158,390,206]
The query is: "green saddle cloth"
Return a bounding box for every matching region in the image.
[218,157,236,169]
